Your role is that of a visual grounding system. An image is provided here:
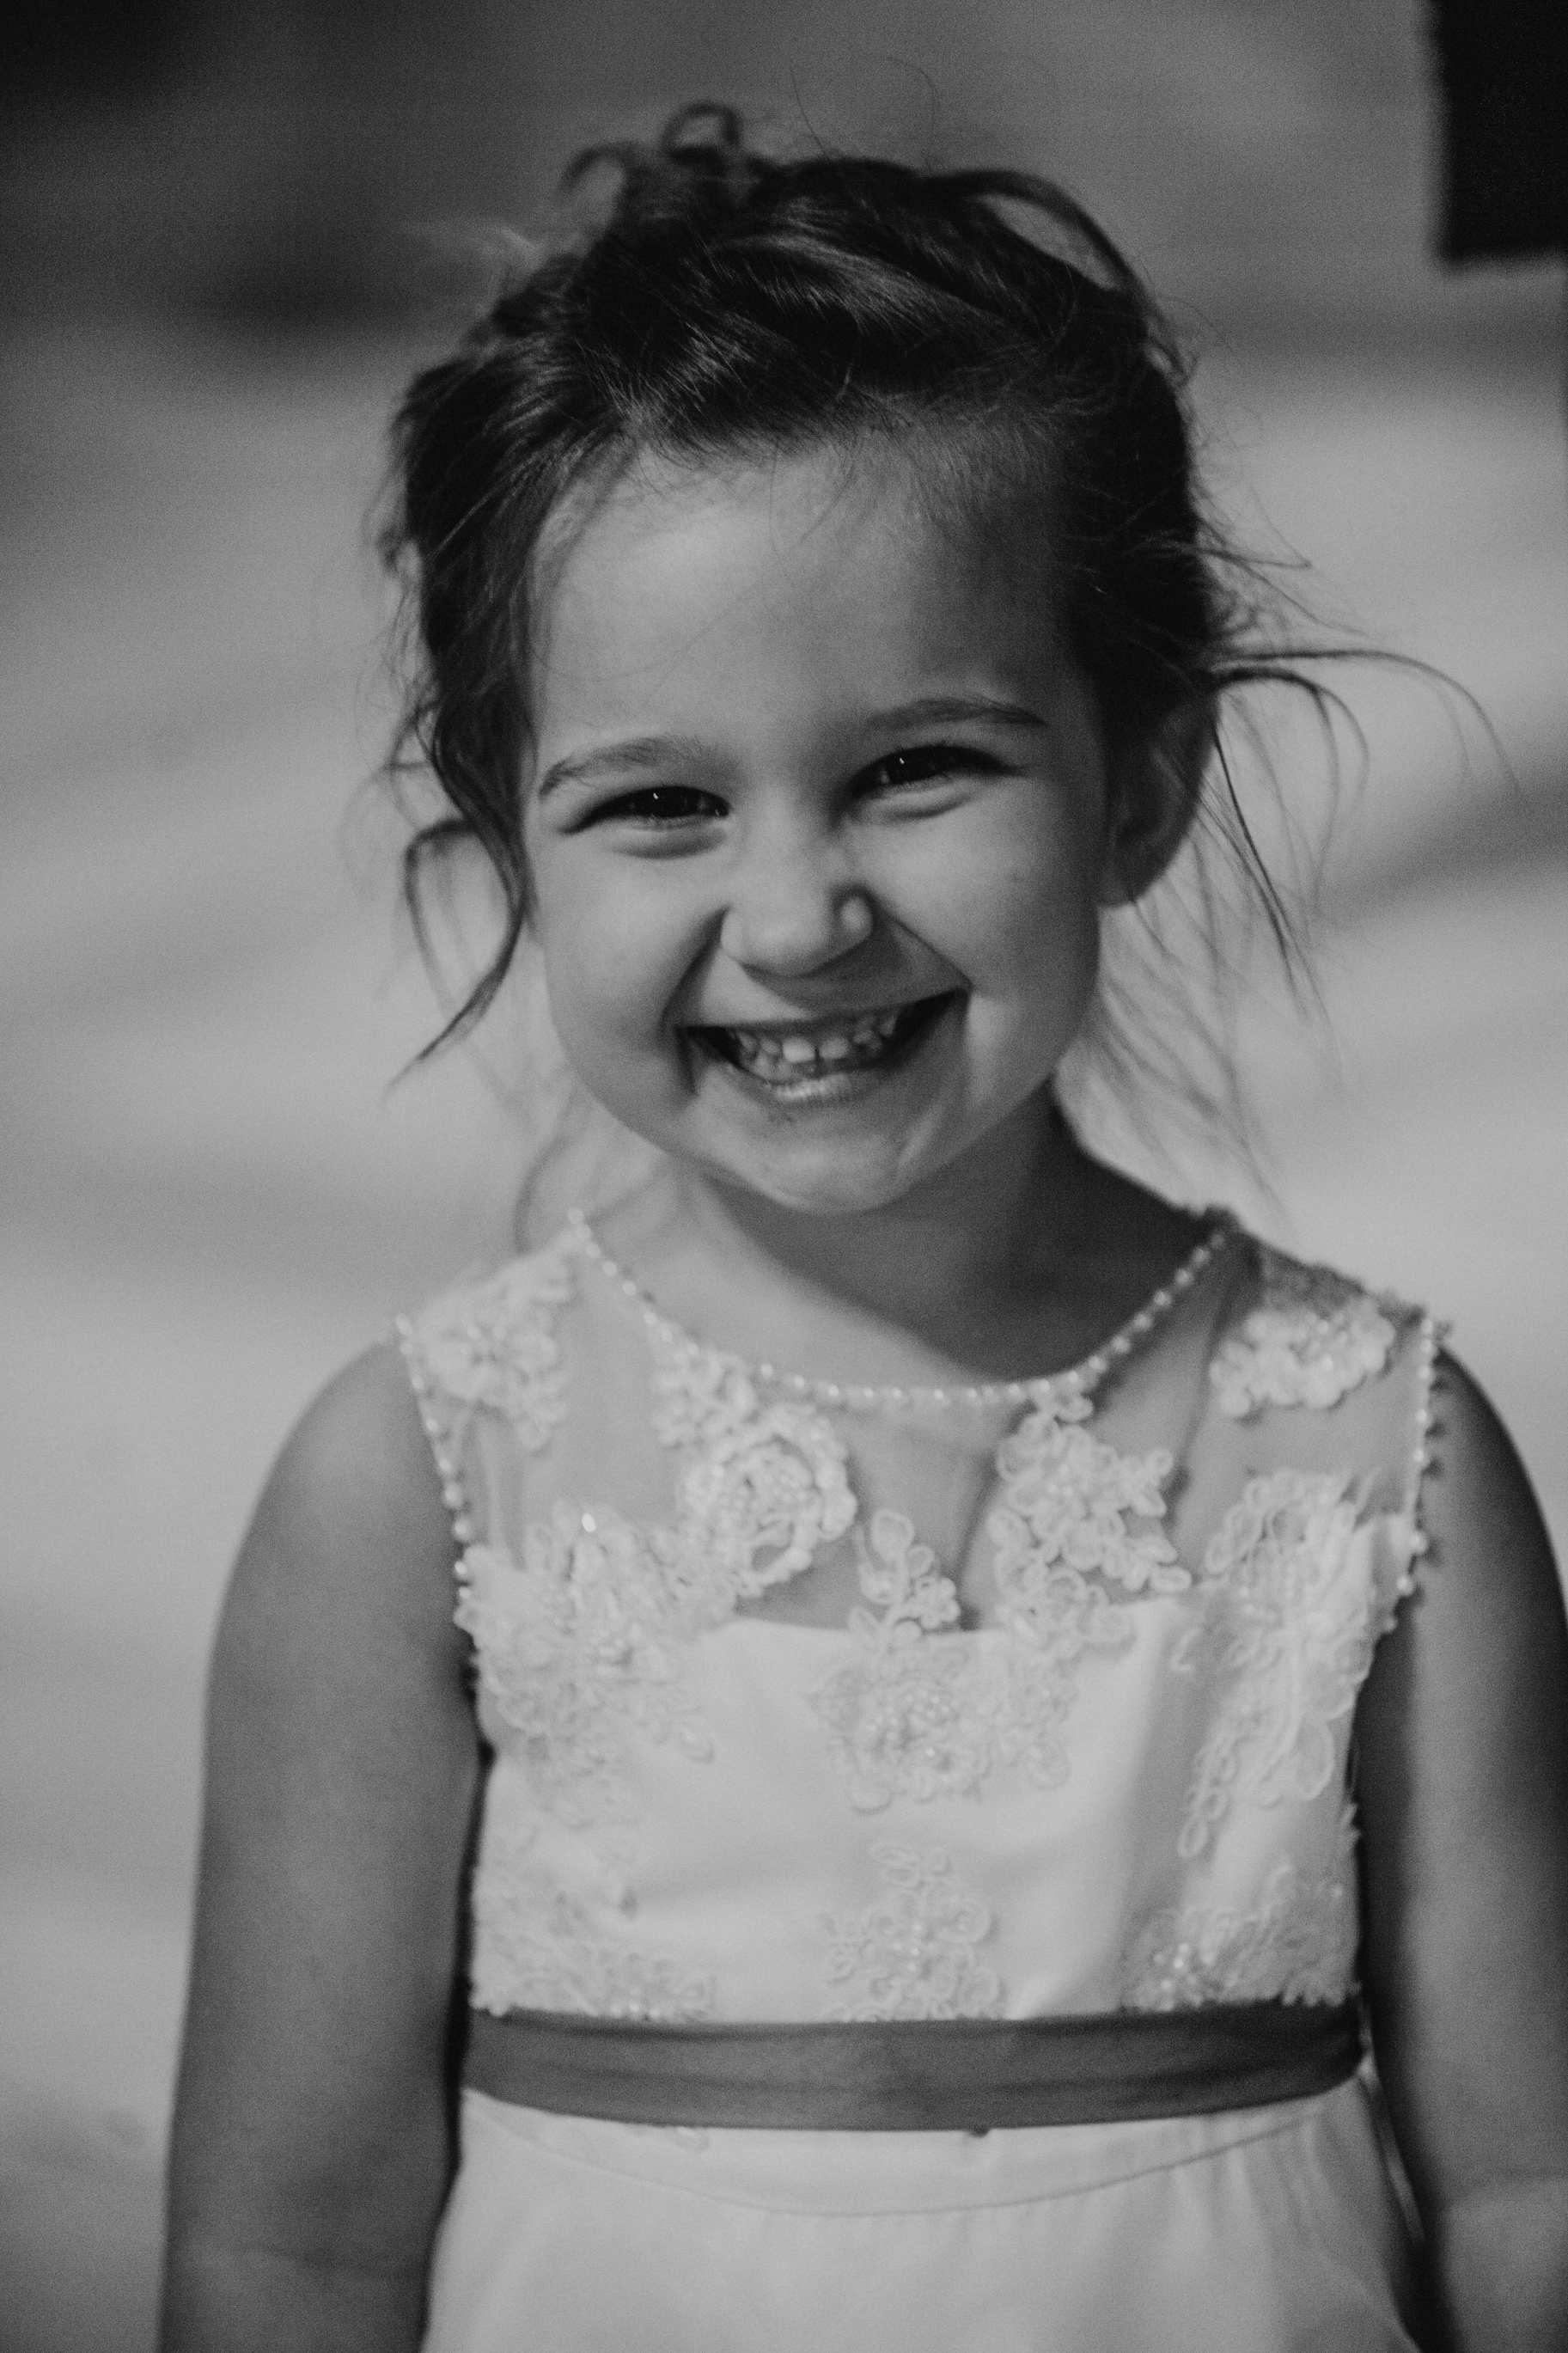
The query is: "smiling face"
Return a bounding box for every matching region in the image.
[523,438,1119,1219]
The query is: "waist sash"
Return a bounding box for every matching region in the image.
[462,2000,1364,2131]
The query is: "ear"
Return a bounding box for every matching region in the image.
[1097,699,1214,908]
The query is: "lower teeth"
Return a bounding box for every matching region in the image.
[741,1048,882,1080]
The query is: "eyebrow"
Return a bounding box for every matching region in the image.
[867,695,1049,735]
[536,735,709,801]
[535,697,1048,801]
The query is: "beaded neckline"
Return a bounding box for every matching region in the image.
[566,1207,1234,1417]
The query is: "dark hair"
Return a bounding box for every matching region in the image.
[381,102,1326,1135]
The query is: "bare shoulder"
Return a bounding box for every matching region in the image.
[1366,1348,1564,1708]
[1357,1346,1565,1789]
[201,1335,478,1925]
[272,1337,447,1509]
[218,1341,465,1689]
[1418,1348,1560,1578]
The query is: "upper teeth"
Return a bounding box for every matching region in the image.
[725,1008,905,1071]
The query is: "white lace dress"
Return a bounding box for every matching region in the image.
[399,1216,1438,2353]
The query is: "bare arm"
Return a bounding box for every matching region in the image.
[159,1346,482,2352]
[1356,1352,1568,2352]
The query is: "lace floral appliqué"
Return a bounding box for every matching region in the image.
[821,1843,1003,2019]
[410,1238,577,1448]
[650,1328,857,1595]
[471,1826,717,2020]
[1174,1471,1417,1858]
[455,1507,717,1865]
[1210,1253,1396,1420]
[991,1397,1188,1595]
[1120,1808,1359,2009]
[812,1397,1180,1810]
[458,1325,866,1863]
[813,1513,979,1809]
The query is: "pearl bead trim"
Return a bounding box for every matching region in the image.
[1401,1309,1448,1555]
[395,1313,479,1580]
[567,1207,1235,1415]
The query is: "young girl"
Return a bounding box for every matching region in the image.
[160,107,1568,2352]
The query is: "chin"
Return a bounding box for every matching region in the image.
[704,1136,947,1219]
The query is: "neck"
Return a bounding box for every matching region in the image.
[674,1091,1116,1332]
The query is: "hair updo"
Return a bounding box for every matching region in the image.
[382,102,1319,1140]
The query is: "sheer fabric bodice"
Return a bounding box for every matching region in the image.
[399,1214,1437,2032]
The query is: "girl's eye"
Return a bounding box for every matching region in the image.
[862,744,1000,793]
[589,785,726,826]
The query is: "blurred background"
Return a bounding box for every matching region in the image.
[2,4,1565,2347]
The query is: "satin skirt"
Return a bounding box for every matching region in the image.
[422,2076,1419,2352]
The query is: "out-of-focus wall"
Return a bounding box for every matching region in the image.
[2,9,1565,2352]
[3,0,1561,345]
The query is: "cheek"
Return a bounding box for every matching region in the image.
[905,806,1101,1009]
[531,855,696,1066]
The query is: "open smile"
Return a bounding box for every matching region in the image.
[684,993,958,1095]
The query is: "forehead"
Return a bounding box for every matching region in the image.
[527,439,1065,741]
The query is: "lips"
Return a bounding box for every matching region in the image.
[687,994,955,1086]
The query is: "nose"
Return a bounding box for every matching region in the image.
[717,822,874,976]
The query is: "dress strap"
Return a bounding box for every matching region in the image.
[393,1230,585,1573]
[395,1315,480,1573]
[462,1999,1364,2130]
[1208,1247,1399,1421]
[1402,1309,1448,1551]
